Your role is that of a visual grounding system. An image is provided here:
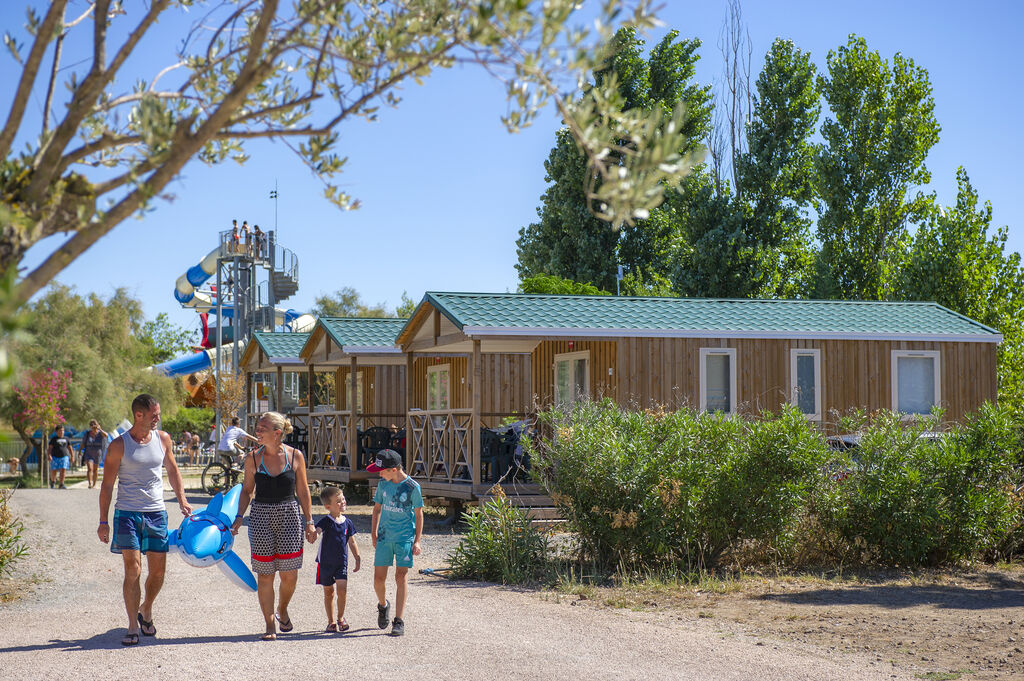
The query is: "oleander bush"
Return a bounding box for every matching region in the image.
[526,399,1023,573]
[529,400,829,570]
[448,488,549,583]
[813,404,1022,566]
[0,490,28,579]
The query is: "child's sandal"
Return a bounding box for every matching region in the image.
[338,618,350,632]
[325,623,338,633]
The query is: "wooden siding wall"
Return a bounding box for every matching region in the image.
[410,354,532,416]
[532,341,617,408]
[333,366,406,413]
[613,338,997,426]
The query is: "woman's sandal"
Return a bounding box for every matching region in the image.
[338,618,350,632]
[275,613,293,633]
[137,613,156,636]
[121,632,140,646]
[325,622,338,633]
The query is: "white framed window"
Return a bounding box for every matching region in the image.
[347,370,364,413]
[554,350,590,407]
[427,364,450,411]
[699,348,737,414]
[891,350,941,415]
[790,348,822,421]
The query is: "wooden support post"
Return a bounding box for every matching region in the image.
[335,367,344,410]
[245,371,252,422]
[349,357,359,471]
[471,339,482,486]
[406,351,415,470]
[275,365,283,413]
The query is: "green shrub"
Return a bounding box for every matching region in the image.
[447,490,548,584]
[0,490,28,578]
[815,404,1020,566]
[161,406,213,439]
[530,400,828,570]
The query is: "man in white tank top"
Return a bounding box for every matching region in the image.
[97,394,192,646]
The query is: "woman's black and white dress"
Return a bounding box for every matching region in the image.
[248,446,304,574]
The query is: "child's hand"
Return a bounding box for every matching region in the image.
[412,541,421,556]
[352,556,360,573]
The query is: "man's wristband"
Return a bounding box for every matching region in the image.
[98,521,108,525]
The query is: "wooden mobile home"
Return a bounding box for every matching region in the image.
[396,292,1001,499]
[240,330,311,438]
[298,317,408,483]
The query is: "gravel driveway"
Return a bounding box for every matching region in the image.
[1,486,912,680]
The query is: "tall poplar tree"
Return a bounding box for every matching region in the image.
[814,35,941,300]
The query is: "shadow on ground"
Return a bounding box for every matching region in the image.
[760,571,1024,610]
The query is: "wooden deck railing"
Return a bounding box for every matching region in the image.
[305,411,405,474]
[406,410,523,485]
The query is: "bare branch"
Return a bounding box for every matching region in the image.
[42,8,67,134]
[26,0,171,202]
[0,0,70,158]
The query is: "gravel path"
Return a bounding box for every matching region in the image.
[1,486,912,680]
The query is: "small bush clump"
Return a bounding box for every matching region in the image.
[447,488,548,584]
[0,490,28,579]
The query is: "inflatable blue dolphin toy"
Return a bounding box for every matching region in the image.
[168,483,257,591]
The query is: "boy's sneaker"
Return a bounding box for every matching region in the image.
[49,481,54,489]
[59,484,67,489]
[390,617,404,636]
[377,600,390,629]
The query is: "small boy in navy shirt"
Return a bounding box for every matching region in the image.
[313,486,360,632]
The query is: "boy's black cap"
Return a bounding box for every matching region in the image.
[366,449,403,472]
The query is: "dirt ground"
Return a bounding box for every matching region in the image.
[548,564,1024,681]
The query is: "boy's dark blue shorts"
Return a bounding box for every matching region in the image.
[315,562,348,586]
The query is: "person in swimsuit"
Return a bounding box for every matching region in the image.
[81,419,108,489]
[97,394,192,646]
[231,411,316,640]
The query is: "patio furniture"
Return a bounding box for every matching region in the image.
[360,426,393,469]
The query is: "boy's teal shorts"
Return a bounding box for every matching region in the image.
[374,539,414,568]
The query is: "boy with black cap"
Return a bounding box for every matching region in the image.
[367,448,423,636]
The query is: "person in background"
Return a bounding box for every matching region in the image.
[49,424,74,489]
[218,417,257,468]
[81,420,108,489]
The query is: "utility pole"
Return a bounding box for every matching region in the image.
[270,181,278,238]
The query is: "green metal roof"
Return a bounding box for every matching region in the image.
[250,331,310,360]
[418,293,1001,342]
[318,317,407,350]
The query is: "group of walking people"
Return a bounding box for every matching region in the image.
[97,394,423,645]
[47,420,108,489]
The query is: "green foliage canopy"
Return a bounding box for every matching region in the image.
[516,27,711,292]
[2,285,180,430]
[814,34,941,299]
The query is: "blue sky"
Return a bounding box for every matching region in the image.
[7,0,1022,348]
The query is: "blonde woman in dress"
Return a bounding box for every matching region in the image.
[231,412,317,640]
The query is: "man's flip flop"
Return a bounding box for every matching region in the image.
[275,613,293,633]
[121,632,139,646]
[137,613,156,636]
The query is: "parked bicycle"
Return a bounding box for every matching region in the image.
[201,451,244,496]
